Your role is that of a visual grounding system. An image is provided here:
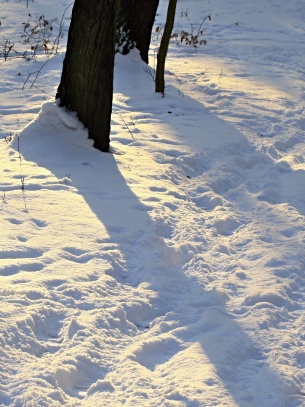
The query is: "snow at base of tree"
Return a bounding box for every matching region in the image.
[1,0,305,406]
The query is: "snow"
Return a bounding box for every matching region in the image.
[1,0,305,406]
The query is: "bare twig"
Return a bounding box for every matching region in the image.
[171,16,209,48]
[30,84,54,97]
[143,67,155,83]
[117,113,135,139]
[193,69,207,83]
[0,38,15,61]
[22,57,54,90]
[53,2,74,54]
[2,191,7,203]
[16,135,28,212]
[165,69,182,83]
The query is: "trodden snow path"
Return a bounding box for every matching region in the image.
[1,0,305,406]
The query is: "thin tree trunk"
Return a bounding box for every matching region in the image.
[118,0,159,64]
[155,0,177,94]
[56,0,119,152]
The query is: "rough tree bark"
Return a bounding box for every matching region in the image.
[56,0,119,152]
[117,0,159,64]
[155,0,177,94]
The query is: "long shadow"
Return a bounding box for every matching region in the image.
[13,81,294,405]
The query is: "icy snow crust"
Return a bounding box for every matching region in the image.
[1,0,305,406]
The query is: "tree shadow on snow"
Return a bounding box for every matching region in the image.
[12,77,302,405]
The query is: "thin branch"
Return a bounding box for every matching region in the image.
[193,69,207,83]
[53,1,74,53]
[117,113,135,139]
[22,57,54,90]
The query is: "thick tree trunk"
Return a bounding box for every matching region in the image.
[117,0,159,64]
[155,0,177,94]
[56,0,119,152]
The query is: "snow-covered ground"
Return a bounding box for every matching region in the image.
[1,0,305,406]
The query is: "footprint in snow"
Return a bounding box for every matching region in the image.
[212,216,240,236]
[31,218,48,228]
[7,217,23,225]
[129,337,183,371]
